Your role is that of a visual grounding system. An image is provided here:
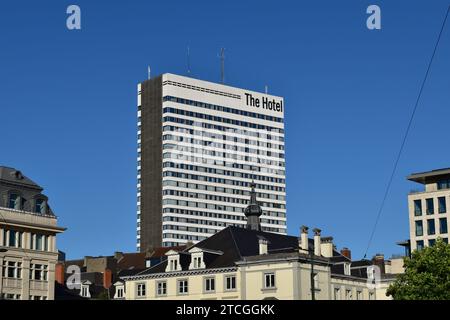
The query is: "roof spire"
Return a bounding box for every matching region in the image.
[244,180,262,231]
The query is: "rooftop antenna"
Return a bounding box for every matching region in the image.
[147,66,151,80]
[187,46,191,75]
[219,48,225,84]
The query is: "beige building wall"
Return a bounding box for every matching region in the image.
[123,260,388,300]
[0,207,64,300]
[126,269,241,300]
[408,184,450,250]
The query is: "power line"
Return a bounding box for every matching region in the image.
[363,6,450,259]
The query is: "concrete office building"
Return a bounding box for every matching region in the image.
[0,166,65,300]
[407,168,450,251]
[137,73,286,251]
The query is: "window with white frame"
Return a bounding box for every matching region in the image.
[178,279,188,294]
[225,275,236,291]
[193,256,202,269]
[137,283,146,297]
[29,234,48,251]
[3,230,23,248]
[264,272,275,289]
[344,263,351,275]
[2,261,22,279]
[81,285,90,298]
[204,277,215,292]
[116,287,124,299]
[157,281,167,296]
[166,256,181,272]
[29,264,48,281]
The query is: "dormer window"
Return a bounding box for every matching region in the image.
[9,193,21,210]
[344,263,351,276]
[35,199,47,214]
[169,259,178,271]
[164,250,182,272]
[193,256,202,268]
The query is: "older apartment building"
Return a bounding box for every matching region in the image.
[0,166,65,300]
[408,168,450,251]
[121,185,394,300]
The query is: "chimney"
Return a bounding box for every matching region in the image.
[114,251,124,261]
[299,225,309,252]
[103,269,112,289]
[320,237,334,258]
[340,247,351,260]
[258,238,268,255]
[55,263,65,285]
[313,228,321,256]
[372,254,386,274]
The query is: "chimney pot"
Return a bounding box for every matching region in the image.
[299,225,309,251]
[103,269,112,289]
[259,238,268,255]
[55,263,65,285]
[313,228,321,256]
[340,247,352,260]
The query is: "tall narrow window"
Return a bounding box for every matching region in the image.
[178,280,188,294]
[438,197,447,214]
[8,231,17,247]
[156,281,167,296]
[415,221,423,236]
[414,200,422,216]
[264,273,275,289]
[9,194,19,210]
[225,275,236,290]
[440,218,448,234]
[137,283,146,297]
[427,219,436,235]
[426,199,434,215]
[204,277,215,292]
[35,199,46,214]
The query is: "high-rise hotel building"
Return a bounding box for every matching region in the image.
[137,73,286,251]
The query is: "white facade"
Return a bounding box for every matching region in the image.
[137,74,286,249]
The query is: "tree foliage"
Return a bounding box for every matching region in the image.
[387,238,450,300]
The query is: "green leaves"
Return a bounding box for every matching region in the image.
[386,238,450,300]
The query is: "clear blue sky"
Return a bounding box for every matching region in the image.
[1,1,449,260]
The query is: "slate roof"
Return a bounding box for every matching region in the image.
[132,226,346,277]
[0,166,42,190]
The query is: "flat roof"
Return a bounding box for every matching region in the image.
[407,168,450,184]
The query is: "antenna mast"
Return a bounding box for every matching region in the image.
[187,46,191,75]
[220,48,225,84]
